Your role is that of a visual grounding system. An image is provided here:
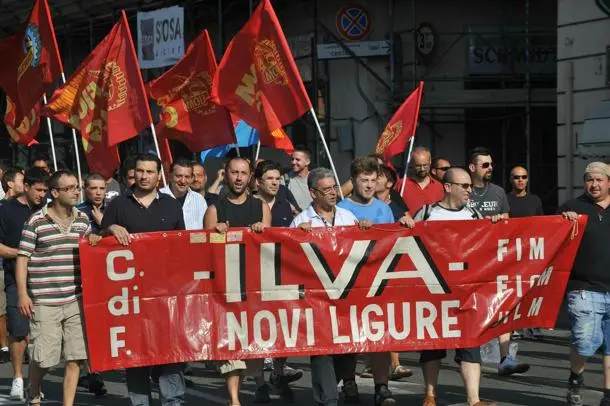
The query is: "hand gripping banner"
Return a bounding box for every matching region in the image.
[80,217,585,371]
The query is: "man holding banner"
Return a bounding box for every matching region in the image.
[414,167,496,406]
[99,154,186,406]
[559,162,610,406]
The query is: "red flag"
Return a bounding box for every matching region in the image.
[4,96,40,147]
[0,0,62,125]
[375,82,424,161]
[43,11,151,178]
[212,0,312,137]
[148,30,236,153]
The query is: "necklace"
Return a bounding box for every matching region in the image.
[472,184,489,198]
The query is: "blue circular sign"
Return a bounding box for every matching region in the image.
[336,6,371,41]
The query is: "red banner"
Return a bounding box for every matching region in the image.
[80,217,584,372]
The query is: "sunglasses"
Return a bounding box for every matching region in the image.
[447,182,472,190]
[434,166,451,171]
[480,162,492,169]
[512,175,528,180]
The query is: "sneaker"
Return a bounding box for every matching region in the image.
[269,366,303,386]
[77,375,89,389]
[566,388,583,406]
[184,364,194,375]
[342,380,359,404]
[263,358,273,371]
[359,367,373,378]
[0,350,9,364]
[498,356,530,376]
[374,386,396,406]
[511,330,523,340]
[272,375,295,402]
[10,377,24,401]
[422,396,436,406]
[254,384,271,403]
[88,373,107,397]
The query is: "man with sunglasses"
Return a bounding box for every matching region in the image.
[467,148,529,377]
[414,167,495,406]
[430,157,451,182]
[507,166,543,218]
[508,166,544,342]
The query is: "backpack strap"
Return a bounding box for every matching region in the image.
[422,204,432,221]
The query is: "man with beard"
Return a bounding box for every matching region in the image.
[467,147,528,377]
[100,154,186,406]
[284,148,313,211]
[414,168,496,406]
[0,167,48,400]
[204,157,271,406]
[17,170,91,406]
[402,147,444,216]
[190,162,218,206]
[160,159,207,230]
[250,160,303,401]
[78,174,107,234]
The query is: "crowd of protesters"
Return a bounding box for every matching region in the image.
[0,145,603,406]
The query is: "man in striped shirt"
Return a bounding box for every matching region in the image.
[15,170,92,406]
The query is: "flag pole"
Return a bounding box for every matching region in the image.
[149,124,168,186]
[400,137,416,197]
[254,140,261,161]
[121,10,167,186]
[308,107,344,199]
[41,94,58,172]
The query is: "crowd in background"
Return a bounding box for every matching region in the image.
[0,144,604,406]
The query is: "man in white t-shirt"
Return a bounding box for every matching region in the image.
[413,168,496,406]
[292,167,376,406]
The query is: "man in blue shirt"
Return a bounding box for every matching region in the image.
[336,156,396,406]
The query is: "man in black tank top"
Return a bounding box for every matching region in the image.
[203,157,271,406]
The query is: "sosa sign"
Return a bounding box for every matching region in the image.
[80,217,584,372]
[137,6,184,69]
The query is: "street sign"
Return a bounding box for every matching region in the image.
[317,40,390,60]
[336,5,371,41]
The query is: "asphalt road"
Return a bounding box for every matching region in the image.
[0,329,603,406]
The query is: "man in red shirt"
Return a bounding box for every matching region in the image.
[401,146,444,215]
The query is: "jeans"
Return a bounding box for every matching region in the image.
[126,363,185,406]
[310,355,338,406]
[567,289,610,357]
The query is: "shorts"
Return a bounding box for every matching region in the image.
[0,270,6,316]
[219,360,247,375]
[5,284,29,338]
[29,300,88,368]
[567,289,610,357]
[419,347,482,364]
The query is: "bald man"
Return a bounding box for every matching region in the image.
[507,166,543,218]
[507,166,544,341]
[401,146,444,215]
